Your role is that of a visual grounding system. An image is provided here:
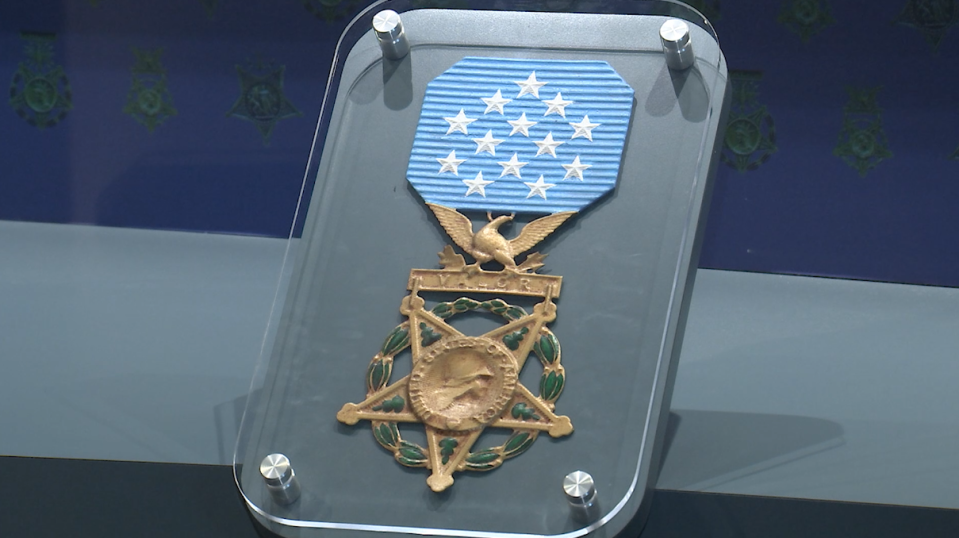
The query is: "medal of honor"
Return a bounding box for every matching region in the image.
[8,32,72,130]
[337,57,635,492]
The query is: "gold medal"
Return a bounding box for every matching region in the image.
[337,56,634,491]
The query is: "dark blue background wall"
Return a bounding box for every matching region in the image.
[1,0,352,237]
[699,0,959,287]
[2,1,957,285]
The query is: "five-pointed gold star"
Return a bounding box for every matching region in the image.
[336,292,574,492]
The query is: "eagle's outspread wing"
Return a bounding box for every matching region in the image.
[509,211,576,255]
[427,203,475,254]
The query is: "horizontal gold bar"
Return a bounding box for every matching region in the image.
[409,269,562,298]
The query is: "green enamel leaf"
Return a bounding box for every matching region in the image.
[399,446,425,461]
[503,327,528,351]
[534,334,559,364]
[542,371,557,400]
[372,425,386,446]
[381,326,410,356]
[504,433,535,458]
[453,298,479,312]
[379,395,405,413]
[373,423,396,448]
[420,323,442,347]
[543,372,564,401]
[486,300,507,315]
[432,303,452,319]
[465,462,498,471]
[367,360,388,392]
[503,432,530,454]
[511,402,536,420]
[380,423,396,446]
[398,441,427,461]
[465,451,499,464]
[439,437,458,465]
[505,307,527,320]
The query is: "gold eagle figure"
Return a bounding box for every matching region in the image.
[427,203,575,272]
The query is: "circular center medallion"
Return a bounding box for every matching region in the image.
[246,83,281,120]
[408,336,518,432]
[25,78,57,113]
[725,118,762,155]
[138,88,162,116]
[851,130,876,158]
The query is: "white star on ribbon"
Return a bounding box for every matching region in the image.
[437,150,466,175]
[473,130,503,156]
[507,112,537,137]
[562,155,591,180]
[524,175,555,199]
[569,115,600,141]
[534,132,563,158]
[444,109,477,135]
[498,153,528,178]
[542,93,574,118]
[514,72,547,99]
[481,89,512,115]
[463,171,494,197]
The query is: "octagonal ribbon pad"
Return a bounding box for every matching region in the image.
[407,57,635,215]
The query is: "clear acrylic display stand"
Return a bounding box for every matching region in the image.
[235,1,728,536]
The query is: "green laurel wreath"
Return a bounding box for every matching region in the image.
[365,297,566,472]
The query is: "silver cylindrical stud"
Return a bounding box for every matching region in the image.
[659,19,695,71]
[260,453,301,505]
[373,10,410,60]
[563,471,600,523]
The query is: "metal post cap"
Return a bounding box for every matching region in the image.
[373,10,403,40]
[260,453,294,486]
[373,10,411,60]
[260,453,301,505]
[659,19,695,71]
[563,470,596,505]
[660,19,690,49]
